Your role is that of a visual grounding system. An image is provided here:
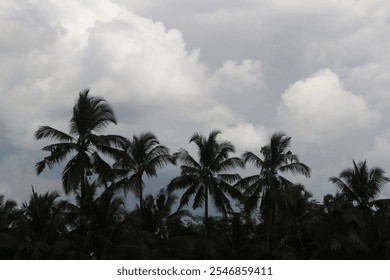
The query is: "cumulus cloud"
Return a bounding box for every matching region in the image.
[221,123,268,152]
[0,0,213,148]
[214,59,263,85]
[3,0,390,203]
[0,0,272,201]
[192,104,268,152]
[278,69,381,142]
[367,132,390,162]
[86,21,212,108]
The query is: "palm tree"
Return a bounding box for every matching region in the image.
[329,160,389,208]
[241,132,311,225]
[86,187,125,259]
[35,89,125,211]
[128,188,190,240]
[15,189,66,259]
[0,195,23,259]
[0,195,18,230]
[168,130,244,228]
[113,132,174,210]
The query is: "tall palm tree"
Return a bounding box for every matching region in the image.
[35,89,125,211]
[168,130,244,226]
[329,160,389,208]
[241,132,311,225]
[113,132,174,210]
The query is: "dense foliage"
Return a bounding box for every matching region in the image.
[1,90,390,259]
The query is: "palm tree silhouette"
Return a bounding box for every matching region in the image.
[329,160,390,208]
[0,194,18,230]
[35,89,125,212]
[128,188,190,240]
[113,132,174,210]
[168,130,244,232]
[241,132,311,225]
[15,189,66,259]
[86,187,125,259]
[0,195,22,259]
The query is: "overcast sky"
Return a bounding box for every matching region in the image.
[1,0,390,206]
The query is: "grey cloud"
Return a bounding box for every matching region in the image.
[2,0,390,204]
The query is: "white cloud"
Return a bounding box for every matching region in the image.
[191,104,269,152]
[2,0,390,204]
[221,123,268,152]
[0,0,215,149]
[0,0,273,201]
[279,69,381,142]
[214,59,263,85]
[83,19,212,109]
[367,132,390,162]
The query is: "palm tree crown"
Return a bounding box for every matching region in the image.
[168,130,244,221]
[113,132,174,210]
[241,132,311,222]
[35,89,125,206]
[329,160,389,207]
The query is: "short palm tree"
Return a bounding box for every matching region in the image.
[128,188,190,240]
[87,187,125,259]
[241,132,311,224]
[0,195,22,259]
[113,132,174,210]
[35,89,125,211]
[168,130,244,225]
[0,195,18,230]
[15,189,66,259]
[329,160,389,208]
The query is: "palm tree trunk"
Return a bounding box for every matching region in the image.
[80,173,86,216]
[204,185,209,235]
[138,175,144,211]
[139,190,143,211]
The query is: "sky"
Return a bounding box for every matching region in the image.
[1,0,390,207]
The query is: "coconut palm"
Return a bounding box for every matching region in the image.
[329,160,389,208]
[113,132,174,210]
[128,188,190,240]
[35,89,125,211]
[0,195,18,230]
[86,187,125,259]
[0,195,23,259]
[241,132,311,225]
[168,130,244,226]
[15,189,66,259]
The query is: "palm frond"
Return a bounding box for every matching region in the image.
[175,149,201,169]
[35,126,74,142]
[214,157,245,172]
[192,185,205,210]
[244,186,263,212]
[61,154,89,194]
[91,152,115,187]
[278,162,311,177]
[70,89,117,135]
[237,174,262,189]
[179,184,199,210]
[242,151,263,168]
[36,144,77,174]
[218,173,242,184]
[209,185,231,216]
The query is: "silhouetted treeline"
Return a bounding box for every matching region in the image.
[1,89,390,259]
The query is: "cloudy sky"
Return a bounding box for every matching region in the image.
[1,0,390,206]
